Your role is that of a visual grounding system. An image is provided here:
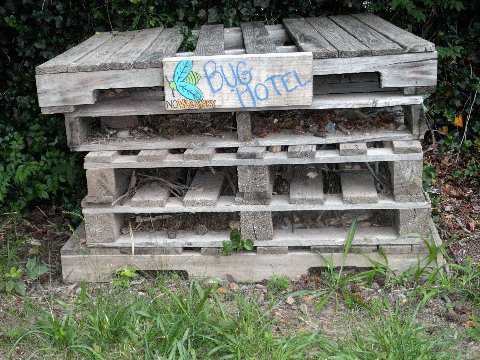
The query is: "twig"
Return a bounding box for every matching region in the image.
[457,90,477,161]
[366,162,388,190]
[129,220,134,255]
[111,170,137,206]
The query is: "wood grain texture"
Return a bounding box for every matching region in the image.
[241,21,277,54]
[83,147,423,169]
[133,28,184,69]
[282,18,337,59]
[306,17,371,57]
[103,27,164,70]
[60,224,436,282]
[194,24,225,55]
[329,15,403,55]
[352,13,435,53]
[81,193,430,215]
[69,31,139,72]
[36,32,113,74]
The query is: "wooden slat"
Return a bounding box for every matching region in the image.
[36,32,114,74]
[133,28,184,69]
[82,193,430,215]
[194,24,225,55]
[84,147,424,169]
[282,18,337,58]
[329,15,403,55]
[103,27,165,70]
[341,172,379,204]
[90,227,423,248]
[306,17,370,57]
[289,167,324,204]
[69,31,139,72]
[183,170,225,207]
[241,22,277,54]
[137,149,169,161]
[352,13,435,53]
[131,182,170,207]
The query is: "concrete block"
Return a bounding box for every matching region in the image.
[287,145,316,158]
[237,165,271,193]
[402,104,427,139]
[339,142,367,156]
[311,245,344,253]
[289,168,324,204]
[236,147,266,159]
[395,209,431,238]
[184,148,216,160]
[257,246,288,255]
[84,213,124,243]
[240,211,274,240]
[389,160,424,202]
[341,172,378,204]
[101,116,139,129]
[236,112,252,141]
[184,170,225,207]
[392,140,422,154]
[86,169,132,200]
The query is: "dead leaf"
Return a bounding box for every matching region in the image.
[285,297,295,305]
[439,126,449,135]
[453,114,463,127]
[229,283,239,292]
[302,296,311,302]
[468,220,475,231]
[464,320,475,329]
[216,287,228,295]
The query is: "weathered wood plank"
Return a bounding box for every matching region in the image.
[84,147,423,169]
[131,182,170,207]
[82,193,430,215]
[241,21,277,54]
[194,24,225,56]
[183,170,225,206]
[69,31,139,72]
[137,149,169,162]
[36,32,114,74]
[313,52,438,88]
[329,15,403,55]
[84,151,119,163]
[103,27,164,70]
[352,13,435,53]
[133,28,184,69]
[339,142,367,156]
[183,148,216,160]
[162,53,313,110]
[341,172,379,204]
[287,145,316,158]
[222,25,290,49]
[36,68,163,107]
[282,18,337,58]
[69,90,422,118]
[306,17,370,57]
[289,167,324,204]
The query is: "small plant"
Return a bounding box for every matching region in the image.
[113,266,137,288]
[267,275,290,293]
[3,266,25,295]
[222,228,254,255]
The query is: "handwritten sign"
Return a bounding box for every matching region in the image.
[162,53,313,111]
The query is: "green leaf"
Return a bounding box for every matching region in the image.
[230,228,241,243]
[26,258,49,280]
[243,238,254,251]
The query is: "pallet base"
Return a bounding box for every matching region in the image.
[61,219,442,283]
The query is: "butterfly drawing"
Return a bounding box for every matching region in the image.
[166,60,204,101]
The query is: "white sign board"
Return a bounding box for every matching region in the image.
[162,52,313,111]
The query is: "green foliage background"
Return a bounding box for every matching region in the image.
[0,0,479,212]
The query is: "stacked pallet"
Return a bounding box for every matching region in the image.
[35,14,440,282]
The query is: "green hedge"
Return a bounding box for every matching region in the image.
[0,0,478,212]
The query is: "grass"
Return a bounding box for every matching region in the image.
[1,219,479,359]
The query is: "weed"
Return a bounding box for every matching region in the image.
[222,228,254,255]
[112,266,137,288]
[267,275,290,294]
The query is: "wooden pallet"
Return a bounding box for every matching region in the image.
[60,219,442,283]
[64,105,427,151]
[36,14,437,111]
